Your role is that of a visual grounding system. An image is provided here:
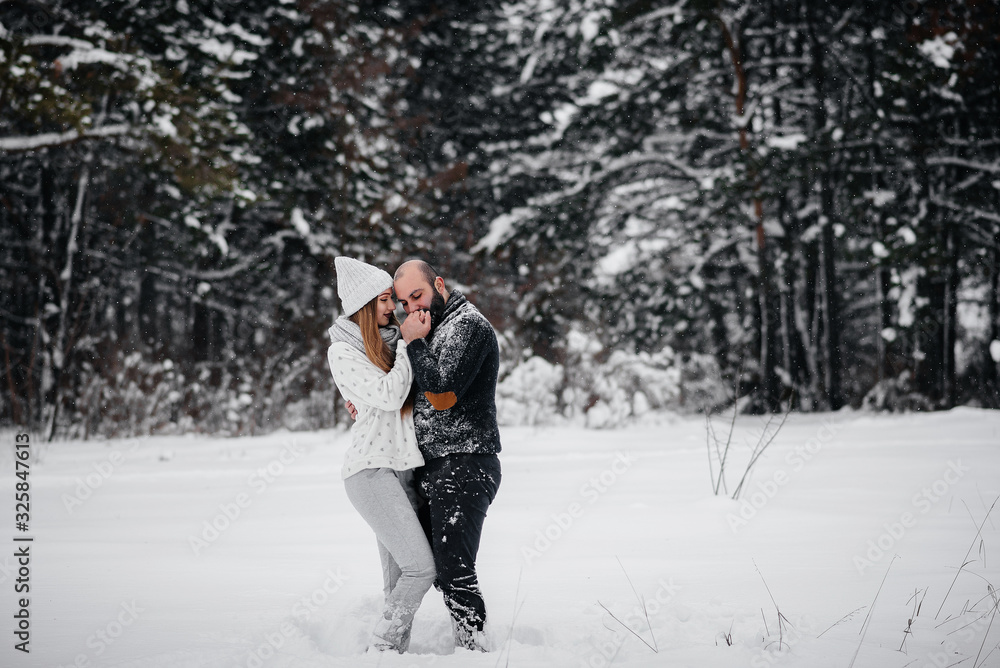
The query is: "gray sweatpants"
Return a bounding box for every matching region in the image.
[343,467,435,652]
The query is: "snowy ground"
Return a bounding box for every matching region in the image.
[1,408,999,668]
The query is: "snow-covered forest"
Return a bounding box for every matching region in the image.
[1,0,999,438]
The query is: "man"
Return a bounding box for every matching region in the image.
[394,259,502,652]
[346,259,502,651]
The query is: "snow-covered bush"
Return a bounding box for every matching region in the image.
[675,352,730,411]
[578,347,681,428]
[65,350,340,439]
[861,371,933,413]
[496,328,728,428]
[495,355,564,426]
[282,387,341,433]
[73,354,188,439]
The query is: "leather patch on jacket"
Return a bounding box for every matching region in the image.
[424,391,457,411]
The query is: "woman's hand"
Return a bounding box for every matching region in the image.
[345,400,358,420]
[401,309,431,343]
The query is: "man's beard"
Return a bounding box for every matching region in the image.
[428,290,446,331]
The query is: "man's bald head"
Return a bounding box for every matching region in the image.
[393,259,448,315]
[394,259,438,286]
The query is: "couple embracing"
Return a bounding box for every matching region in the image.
[326,257,502,654]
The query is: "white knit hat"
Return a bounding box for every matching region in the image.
[335,256,393,316]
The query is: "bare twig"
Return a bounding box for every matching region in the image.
[945,598,1000,635]
[961,501,991,572]
[817,606,867,638]
[706,412,718,492]
[597,601,658,653]
[705,361,743,496]
[716,367,740,496]
[976,645,1000,668]
[936,495,999,619]
[977,484,997,532]
[593,557,660,655]
[706,361,743,496]
[732,401,791,500]
[899,588,927,652]
[973,597,998,668]
[754,560,793,651]
[496,568,525,668]
[849,555,897,668]
[615,557,657,652]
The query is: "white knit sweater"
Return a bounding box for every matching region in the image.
[327,339,424,479]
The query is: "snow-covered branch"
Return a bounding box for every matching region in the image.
[530,152,705,209]
[926,156,1000,174]
[22,35,95,50]
[0,307,39,327]
[931,196,1000,225]
[0,124,130,152]
[179,255,260,282]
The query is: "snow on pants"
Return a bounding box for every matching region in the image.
[416,453,501,641]
[343,467,436,652]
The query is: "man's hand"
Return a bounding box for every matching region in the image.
[345,400,358,420]
[401,309,431,343]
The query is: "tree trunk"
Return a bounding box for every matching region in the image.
[987,243,1000,406]
[942,221,958,407]
[806,0,843,410]
[0,326,22,424]
[192,300,212,363]
[36,169,55,434]
[795,175,821,411]
[138,222,159,354]
[916,269,945,405]
[777,198,810,408]
[818,221,842,409]
[766,0,797,408]
[46,163,89,441]
[864,14,893,387]
[717,11,777,411]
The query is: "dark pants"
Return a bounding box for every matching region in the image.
[415,453,501,640]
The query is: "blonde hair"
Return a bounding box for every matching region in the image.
[350,297,414,416]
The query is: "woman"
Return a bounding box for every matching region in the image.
[326,256,435,654]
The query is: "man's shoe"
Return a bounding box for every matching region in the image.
[367,635,401,654]
[454,621,491,652]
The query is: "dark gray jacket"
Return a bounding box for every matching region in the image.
[406,291,502,460]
